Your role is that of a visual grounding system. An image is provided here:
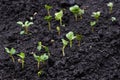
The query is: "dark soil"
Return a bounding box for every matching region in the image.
[0,0,120,80]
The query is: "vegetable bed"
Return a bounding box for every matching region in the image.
[0,0,120,80]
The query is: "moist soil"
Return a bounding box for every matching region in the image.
[0,0,120,80]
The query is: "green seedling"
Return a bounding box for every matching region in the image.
[90,21,97,32]
[91,11,101,22]
[38,70,43,77]
[5,47,16,63]
[107,2,113,14]
[17,52,25,68]
[76,34,83,46]
[66,31,76,48]
[45,4,52,15]
[37,42,50,56]
[55,10,63,26]
[111,17,116,22]
[17,21,33,34]
[62,39,68,56]
[69,5,84,21]
[44,15,52,30]
[33,54,49,69]
[56,26,60,35]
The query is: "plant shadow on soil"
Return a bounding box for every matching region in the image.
[0,0,120,80]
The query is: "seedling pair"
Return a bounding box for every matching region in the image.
[17,21,33,34]
[69,5,84,21]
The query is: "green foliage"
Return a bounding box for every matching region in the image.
[17,21,33,34]
[45,4,52,15]
[69,5,84,21]
[66,31,76,47]
[38,70,43,77]
[90,21,96,32]
[5,47,16,63]
[44,15,52,30]
[61,39,68,56]
[91,11,101,21]
[76,34,83,46]
[55,10,63,26]
[111,17,116,22]
[107,2,113,13]
[17,52,25,68]
[33,54,49,69]
[37,42,42,51]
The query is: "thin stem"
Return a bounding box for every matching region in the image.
[47,10,50,16]
[70,40,72,48]
[10,55,15,63]
[62,47,65,56]
[92,27,94,32]
[48,22,51,30]
[60,19,62,26]
[75,14,77,21]
[24,27,28,34]
[58,31,60,36]
[22,60,24,69]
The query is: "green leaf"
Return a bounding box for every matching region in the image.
[27,22,33,27]
[44,16,52,22]
[37,42,42,51]
[33,54,41,62]
[17,52,25,59]
[45,5,52,10]
[5,47,10,53]
[40,54,49,62]
[20,31,25,35]
[107,2,113,7]
[76,34,83,41]
[69,5,80,14]
[66,31,76,40]
[90,21,96,27]
[10,48,16,54]
[62,39,68,46]
[55,10,63,21]
[17,21,24,26]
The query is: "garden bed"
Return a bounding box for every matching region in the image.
[0,0,120,80]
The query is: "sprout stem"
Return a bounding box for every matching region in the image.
[75,14,77,21]
[10,55,15,63]
[24,27,28,34]
[22,60,24,69]
[62,47,65,56]
[60,19,62,26]
[70,40,72,48]
[48,22,51,30]
[38,62,40,69]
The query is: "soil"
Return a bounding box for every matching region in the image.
[0,0,120,80]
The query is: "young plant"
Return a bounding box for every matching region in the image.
[66,31,76,48]
[5,47,16,63]
[45,4,52,15]
[69,5,84,21]
[33,54,49,69]
[55,10,63,26]
[90,21,97,32]
[107,2,113,14]
[37,42,42,51]
[38,70,43,77]
[17,52,25,68]
[76,34,83,46]
[17,21,33,34]
[61,39,68,56]
[91,11,101,22]
[56,26,60,35]
[44,15,52,30]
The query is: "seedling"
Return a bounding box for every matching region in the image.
[33,54,49,69]
[17,21,33,34]
[17,52,25,68]
[37,42,50,56]
[55,10,63,26]
[76,34,83,46]
[90,21,96,32]
[44,15,52,30]
[61,39,68,56]
[66,31,76,48]
[91,11,101,22]
[56,26,60,35]
[5,47,16,63]
[69,5,84,21]
[38,70,43,77]
[107,2,113,14]
[45,4,52,15]
[111,17,116,22]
